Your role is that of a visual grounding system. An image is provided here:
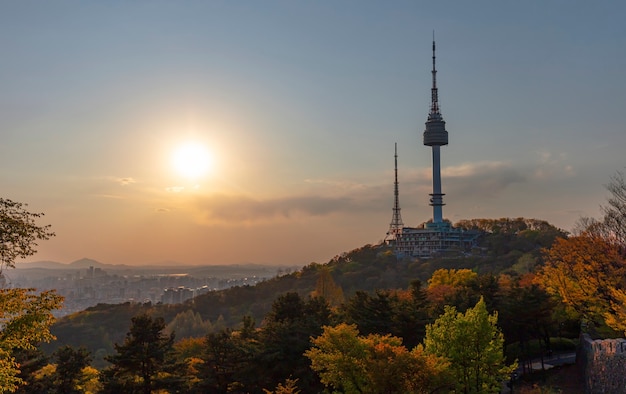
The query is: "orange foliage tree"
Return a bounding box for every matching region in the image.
[306,323,449,394]
[535,233,626,329]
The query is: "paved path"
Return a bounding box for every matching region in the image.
[522,352,577,373]
[503,352,577,393]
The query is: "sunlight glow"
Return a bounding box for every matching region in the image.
[171,142,213,180]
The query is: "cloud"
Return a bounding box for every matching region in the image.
[191,192,377,225]
[532,150,575,179]
[304,178,369,192]
[166,186,185,193]
[443,161,512,178]
[104,176,137,186]
[117,177,136,186]
[440,161,527,198]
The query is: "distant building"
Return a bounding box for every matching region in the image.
[161,286,194,304]
[393,37,480,258]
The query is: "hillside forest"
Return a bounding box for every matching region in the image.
[1,170,625,393]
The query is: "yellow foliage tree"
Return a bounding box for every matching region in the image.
[311,267,344,307]
[428,268,477,288]
[263,378,300,394]
[0,289,63,392]
[0,198,63,393]
[605,288,626,336]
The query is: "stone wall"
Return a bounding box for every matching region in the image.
[579,333,626,393]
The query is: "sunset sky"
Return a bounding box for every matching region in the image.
[2,2,625,266]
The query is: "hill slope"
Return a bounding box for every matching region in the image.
[44,217,567,367]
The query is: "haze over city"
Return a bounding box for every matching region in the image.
[1,2,625,266]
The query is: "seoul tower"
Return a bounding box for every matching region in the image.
[423,34,448,224]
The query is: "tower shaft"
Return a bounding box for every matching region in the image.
[431,146,444,222]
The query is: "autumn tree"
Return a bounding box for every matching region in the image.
[427,268,478,306]
[605,288,626,335]
[165,310,213,339]
[428,268,477,288]
[263,378,300,394]
[100,313,184,394]
[306,323,449,394]
[0,198,63,393]
[535,234,626,327]
[424,297,516,393]
[173,337,205,361]
[603,170,626,248]
[426,269,502,318]
[0,198,55,273]
[311,267,344,307]
[560,171,626,334]
[574,171,626,247]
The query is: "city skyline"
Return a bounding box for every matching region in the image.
[1,2,625,266]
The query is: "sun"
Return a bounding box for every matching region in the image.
[171,141,213,180]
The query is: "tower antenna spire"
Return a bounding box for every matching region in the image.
[385,142,404,243]
[430,31,440,117]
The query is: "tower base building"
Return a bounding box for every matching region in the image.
[395,222,480,259]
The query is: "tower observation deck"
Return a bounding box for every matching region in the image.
[423,36,448,224]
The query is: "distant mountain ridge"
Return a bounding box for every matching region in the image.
[68,258,106,268]
[18,258,290,270]
[18,258,133,270]
[15,258,297,281]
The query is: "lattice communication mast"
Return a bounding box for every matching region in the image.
[385,143,404,243]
